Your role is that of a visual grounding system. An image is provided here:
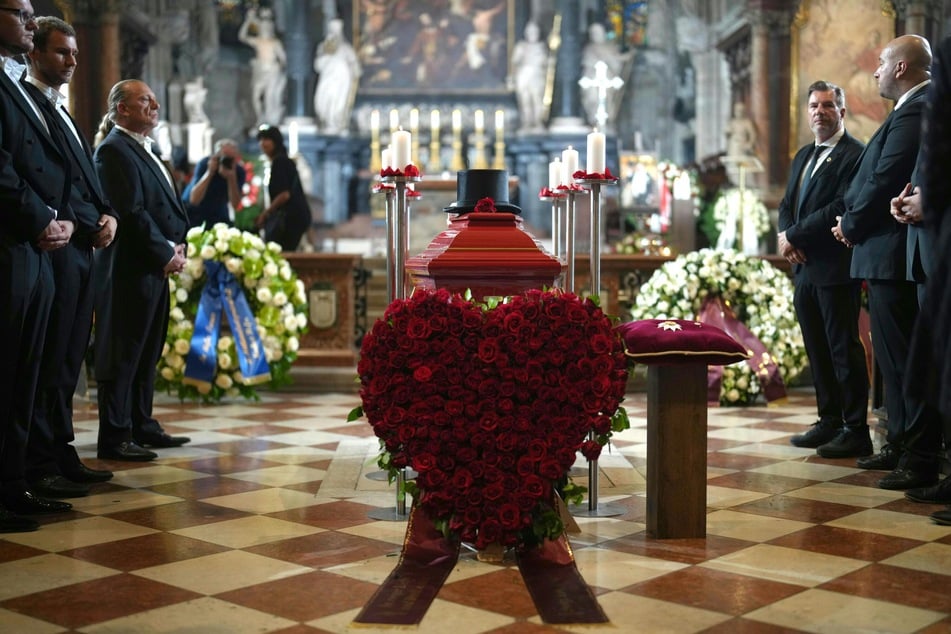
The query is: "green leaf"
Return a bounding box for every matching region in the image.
[347,405,364,422]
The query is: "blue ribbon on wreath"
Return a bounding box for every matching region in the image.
[182,261,271,390]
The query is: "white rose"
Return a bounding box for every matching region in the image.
[178,272,194,290]
[218,352,232,369]
[280,265,291,280]
[187,243,197,258]
[215,373,233,389]
[175,288,188,303]
[226,387,240,398]
[256,287,273,303]
[218,336,233,351]
[736,377,749,390]
[197,383,212,394]
[160,367,175,380]
[214,239,228,253]
[233,371,244,383]
[200,244,216,259]
[162,343,170,356]
[186,226,204,239]
[267,241,281,254]
[273,292,288,306]
[244,276,257,289]
[168,278,177,292]
[246,248,261,261]
[263,262,279,277]
[287,336,299,352]
[226,257,242,274]
[296,313,307,328]
[726,388,740,402]
[167,353,184,370]
[174,339,190,355]
[228,227,241,239]
[283,315,298,331]
[170,307,185,322]
[186,259,204,277]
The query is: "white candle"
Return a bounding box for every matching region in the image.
[381,146,392,170]
[370,109,380,136]
[392,127,412,168]
[586,128,606,174]
[452,109,462,134]
[410,108,419,135]
[495,109,504,141]
[431,109,440,137]
[548,157,562,189]
[288,121,299,157]
[561,145,579,183]
[389,108,399,133]
[474,109,484,133]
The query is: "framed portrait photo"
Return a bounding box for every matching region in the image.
[353,0,515,95]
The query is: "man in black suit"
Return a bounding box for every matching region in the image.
[833,34,936,489]
[777,81,867,455]
[0,0,75,530]
[23,16,117,496]
[93,79,190,462]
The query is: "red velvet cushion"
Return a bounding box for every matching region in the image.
[616,319,751,366]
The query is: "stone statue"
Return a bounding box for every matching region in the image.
[183,76,209,123]
[510,21,549,132]
[314,18,361,135]
[726,102,757,159]
[580,23,632,128]
[239,7,287,126]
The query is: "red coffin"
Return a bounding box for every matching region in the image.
[406,212,563,300]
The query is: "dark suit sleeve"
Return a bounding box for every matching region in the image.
[95,142,175,273]
[923,39,951,236]
[841,104,923,244]
[776,150,804,233]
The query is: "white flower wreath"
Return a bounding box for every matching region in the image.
[630,248,807,405]
[713,188,771,253]
[156,223,308,402]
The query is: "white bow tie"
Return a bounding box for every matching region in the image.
[2,57,26,83]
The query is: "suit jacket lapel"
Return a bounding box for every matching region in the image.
[120,131,187,219]
[0,73,65,158]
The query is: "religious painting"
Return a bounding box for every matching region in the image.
[792,0,894,148]
[353,0,515,94]
[619,153,659,212]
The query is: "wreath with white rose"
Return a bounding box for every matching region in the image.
[708,188,771,250]
[156,224,308,402]
[630,248,807,405]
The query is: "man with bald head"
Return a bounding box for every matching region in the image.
[830,34,936,489]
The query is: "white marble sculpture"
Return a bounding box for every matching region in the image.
[511,21,549,132]
[239,7,287,126]
[314,19,362,135]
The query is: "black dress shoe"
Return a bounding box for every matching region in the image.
[2,491,72,515]
[133,432,191,448]
[97,441,157,462]
[790,421,841,448]
[931,507,951,526]
[61,462,114,483]
[905,477,951,504]
[878,468,939,490]
[0,508,38,533]
[816,428,873,459]
[856,444,900,470]
[30,474,90,498]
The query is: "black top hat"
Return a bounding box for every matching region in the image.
[443,169,520,214]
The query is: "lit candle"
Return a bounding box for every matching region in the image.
[431,109,440,137]
[586,128,606,174]
[381,146,392,170]
[474,109,484,133]
[288,121,299,157]
[370,109,380,137]
[452,109,461,133]
[410,108,419,135]
[495,109,504,141]
[389,108,399,133]
[548,157,562,189]
[392,127,412,168]
[561,145,579,183]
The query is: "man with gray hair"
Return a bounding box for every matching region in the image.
[183,138,245,228]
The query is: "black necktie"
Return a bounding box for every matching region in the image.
[797,145,821,216]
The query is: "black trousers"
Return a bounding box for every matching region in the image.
[867,279,941,472]
[27,243,95,480]
[0,242,53,493]
[793,279,869,428]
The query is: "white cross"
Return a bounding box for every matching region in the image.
[578,60,624,129]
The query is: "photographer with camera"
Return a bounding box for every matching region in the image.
[183,139,245,228]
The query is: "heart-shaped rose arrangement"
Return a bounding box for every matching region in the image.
[354,288,629,550]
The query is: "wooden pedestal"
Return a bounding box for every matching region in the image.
[646,363,708,538]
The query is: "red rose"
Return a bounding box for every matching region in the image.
[498,502,522,530]
[580,440,602,461]
[474,197,496,213]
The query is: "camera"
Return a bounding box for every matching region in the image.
[219,155,235,169]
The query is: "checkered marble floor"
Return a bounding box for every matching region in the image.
[1,388,950,633]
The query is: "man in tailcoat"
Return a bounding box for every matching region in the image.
[777,81,867,456]
[832,34,936,489]
[93,79,190,462]
[0,0,75,530]
[22,16,118,497]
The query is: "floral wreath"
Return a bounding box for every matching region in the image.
[711,188,771,247]
[157,224,308,402]
[351,288,630,550]
[630,248,806,405]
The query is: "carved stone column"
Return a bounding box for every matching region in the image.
[284,0,316,120]
[892,0,943,42]
[748,2,796,191]
[67,0,122,143]
[549,0,586,131]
